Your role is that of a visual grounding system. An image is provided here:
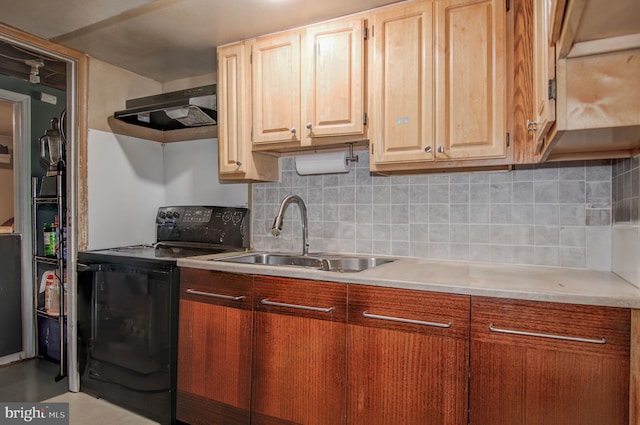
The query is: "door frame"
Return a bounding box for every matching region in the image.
[0,24,87,392]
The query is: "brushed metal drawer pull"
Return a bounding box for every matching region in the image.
[363,311,453,328]
[186,289,245,301]
[488,323,607,344]
[261,298,333,313]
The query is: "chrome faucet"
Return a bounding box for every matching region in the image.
[271,195,309,256]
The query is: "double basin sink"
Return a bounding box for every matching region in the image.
[214,252,396,273]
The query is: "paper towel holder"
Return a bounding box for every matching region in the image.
[346,143,359,165]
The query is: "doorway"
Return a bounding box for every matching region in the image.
[0,25,86,392]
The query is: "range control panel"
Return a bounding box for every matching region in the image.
[156,206,249,248]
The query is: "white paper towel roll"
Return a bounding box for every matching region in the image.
[295,151,351,175]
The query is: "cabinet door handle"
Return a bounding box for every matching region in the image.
[261,298,333,313]
[290,127,297,134]
[362,311,453,328]
[488,323,606,344]
[186,288,245,301]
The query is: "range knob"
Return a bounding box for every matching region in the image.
[173,211,180,219]
[159,211,167,219]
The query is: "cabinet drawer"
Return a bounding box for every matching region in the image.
[471,297,630,357]
[349,285,470,340]
[180,268,253,311]
[254,276,347,322]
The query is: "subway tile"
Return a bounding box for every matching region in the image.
[491,245,513,264]
[559,164,585,181]
[534,246,560,266]
[339,204,355,223]
[409,223,429,242]
[355,167,373,186]
[512,225,534,245]
[390,175,410,185]
[356,223,373,239]
[339,222,356,240]
[534,225,559,246]
[391,224,410,241]
[450,225,470,243]
[534,181,559,203]
[491,182,512,203]
[355,239,373,254]
[512,246,535,265]
[372,204,391,224]
[409,174,430,185]
[559,181,586,204]
[469,224,491,244]
[372,240,392,255]
[450,204,470,224]
[391,241,411,257]
[560,247,586,268]
[491,204,512,224]
[559,204,586,226]
[429,204,450,223]
[470,204,491,224]
[339,186,356,204]
[323,186,339,204]
[533,166,559,181]
[535,204,559,226]
[391,204,409,224]
[430,175,450,185]
[428,243,450,259]
[512,204,535,225]
[409,205,429,223]
[450,244,470,261]
[391,185,410,204]
[429,224,450,242]
[470,184,490,203]
[410,242,428,258]
[450,184,470,203]
[430,184,450,204]
[586,163,611,181]
[323,204,339,222]
[372,224,391,241]
[355,204,373,224]
[560,226,586,247]
[491,225,513,245]
[409,185,429,204]
[513,181,534,204]
[373,185,391,204]
[450,173,470,184]
[512,167,534,182]
[323,174,340,188]
[355,185,372,205]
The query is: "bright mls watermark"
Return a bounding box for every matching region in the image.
[0,403,68,425]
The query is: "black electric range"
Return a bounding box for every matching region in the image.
[77,206,249,425]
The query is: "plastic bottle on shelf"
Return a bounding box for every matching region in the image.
[42,271,61,315]
[43,223,57,256]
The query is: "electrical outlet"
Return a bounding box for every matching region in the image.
[40,92,57,105]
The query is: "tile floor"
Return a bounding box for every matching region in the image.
[0,359,158,424]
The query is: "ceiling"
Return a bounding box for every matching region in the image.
[0,0,401,83]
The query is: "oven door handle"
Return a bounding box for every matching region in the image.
[77,262,103,272]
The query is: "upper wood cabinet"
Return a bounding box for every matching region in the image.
[370,1,435,165]
[217,41,278,182]
[371,0,508,172]
[434,0,507,161]
[302,17,366,144]
[251,18,367,152]
[251,31,303,149]
[531,0,640,162]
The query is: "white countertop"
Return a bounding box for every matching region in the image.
[178,252,640,309]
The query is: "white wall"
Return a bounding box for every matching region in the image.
[163,138,248,207]
[87,130,249,250]
[87,129,164,249]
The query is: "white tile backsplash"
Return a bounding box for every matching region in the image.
[251,156,613,270]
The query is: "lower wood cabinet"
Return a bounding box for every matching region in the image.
[347,285,470,425]
[251,276,348,425]
[176,270,632,425]
[470,297,631,425]
[176,269,254,425]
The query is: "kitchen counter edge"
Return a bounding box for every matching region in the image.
[177,254,640,309]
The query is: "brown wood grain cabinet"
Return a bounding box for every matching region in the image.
[469,296,631,425]
[251,276,348,425]
[176,269,254,425]
[347,285,470,425]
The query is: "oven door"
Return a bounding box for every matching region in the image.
[77,261,178,425]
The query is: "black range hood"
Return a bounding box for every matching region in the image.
[114,85,216,131]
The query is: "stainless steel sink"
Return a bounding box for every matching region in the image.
[215,252,396,273]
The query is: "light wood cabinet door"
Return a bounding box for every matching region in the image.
[531,0,556,151]
[217,42,279,181]
[251,276,347,425]
[176,269,254,425]
[434,0,507,160]
[218,42,251,175]
[470,297,630,425]
[348,285,470,425]
[302,17,365,142]
[252,31,301,148]
[371,1,435,165]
